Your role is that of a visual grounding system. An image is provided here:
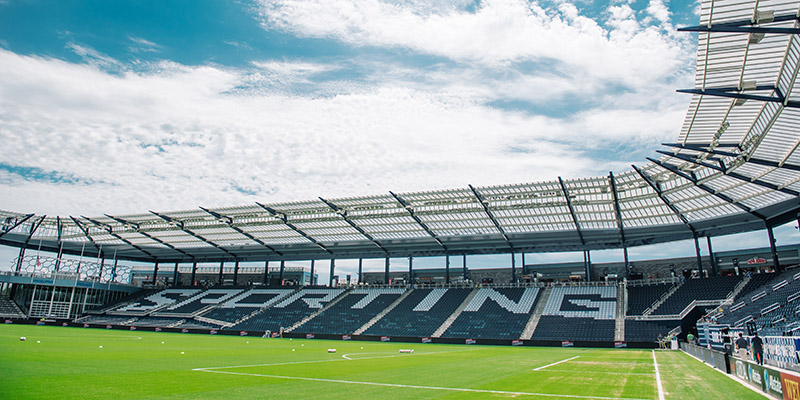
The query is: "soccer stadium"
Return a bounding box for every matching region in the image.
[2,0,800,398]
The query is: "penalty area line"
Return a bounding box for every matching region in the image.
[533,356,580,371]
[193,368,651,400]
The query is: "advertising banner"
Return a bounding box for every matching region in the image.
[306,333,314,339]
[181,328,188,333]
[465,339,476,345]
[342,335,351,340]
[130,326,136,331]
[512,340,523,346]
[614,341,627,348]
[240,331,248,336]
[380,336,390,342]
[421,337,432,343]
[154,327,161,332]
[782,372,800,400]
[764,368,783,398]
[562,341,573,347]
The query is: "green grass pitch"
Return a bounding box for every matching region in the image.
[1,324,763,399]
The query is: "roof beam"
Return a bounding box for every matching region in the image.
[318,198,388,254]
[676,87,800,109]
[557,177,586,246]
[661,143,800,173]
[468,185,513,248]
[646,158,765,219]
[150,210,237,258]
[104,214,194,259]
[678,13,800,34]
[255,202,331,254]
[389,191,448,251]
[80,215,158,260]
[0,213,35,240]
[608,172,627,247]
[656,150,800,196]
[199,207,283,257]
[68,215,102,254]
[631,165,695,232]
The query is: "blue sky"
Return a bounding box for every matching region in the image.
[3,0,797,280]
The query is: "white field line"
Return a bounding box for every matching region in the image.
[194,368,652,400]
[537,369,655,376]
[533,356,580,371]
[193,349,473,371]
[652,350,665,400]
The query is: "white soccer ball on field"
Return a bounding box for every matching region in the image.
[99,345,103,348]
[19,337,26,341]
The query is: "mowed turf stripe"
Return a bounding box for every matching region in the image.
[194,368,653,400]
[193,348,475,370]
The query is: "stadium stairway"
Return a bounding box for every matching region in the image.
[643,283,682,316]
[194,315,231,328]
[615,285,625,342]
[520,286,552,340]
[726,276,752,303]
[433,288,478,337]
[226,289,298,327]
[286,289,351,332]
[353,289,413,335]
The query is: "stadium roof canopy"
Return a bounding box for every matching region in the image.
[1,0,799,264]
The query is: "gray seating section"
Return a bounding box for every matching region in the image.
[627,283,673,315]
[156,288,245,315]
[443,288,540,339]
[532,316,616,341]
[111,288,202,314]
[231,288,344,332]
[296,288,406,335]
[364,288,472,337]
[650,275,742,315]
[200,289,293,323]
[542,286,617,319]
[624,320,677,342]
[0,297,25,318]
[716,270,800,335]
[532,286,617,342]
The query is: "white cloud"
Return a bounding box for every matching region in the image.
[256,0,692,87]
[128,36,162,53]
[0,46,686,217]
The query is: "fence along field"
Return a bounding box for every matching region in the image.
[0,325,764,399]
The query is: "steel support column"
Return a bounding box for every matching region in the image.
[445,254,450,284]
[173,262,179,287]
[693,232,704,276]
[707,237,718,277]
[218,261,224,285]
[152,262,159,285]
[310,260,315,286]
[408,256,414,288]
[585,250,592,282]
[384,257,390,284]
[767,224,781,272]
[463,254,468,280]
[511,252,516,283]
[279,260,285,285]
[191,262,198,286]
[358,258,363,284]
[233,260,240,286]
[329,258,335,287]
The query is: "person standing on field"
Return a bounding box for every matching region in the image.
[751,332,764,365]
[735,333,748,359]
